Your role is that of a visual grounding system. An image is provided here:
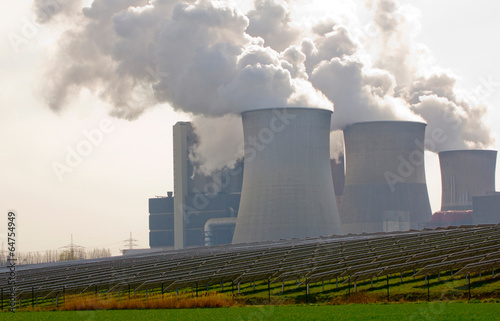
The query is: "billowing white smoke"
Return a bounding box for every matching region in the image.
[34,0,330,119]
[302,0,494,153]
[368,0,495,151]
[33,0,495,172]
[246,0,301,52]
[189,114,244,175]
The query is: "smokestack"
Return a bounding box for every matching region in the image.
[341,121,432,234]
[439,150,497,211]
[232,108,343,244]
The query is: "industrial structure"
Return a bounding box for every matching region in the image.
[149,117,346,250]
[149,122,243,250]
[232,108,343,244]
[148,118,499,250]
[428,210,473,228]
[341,121,432,234]
[149,193,174,248]
[439,150,497,211]
[473,192,500,224]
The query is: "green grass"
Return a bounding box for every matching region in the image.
[2,302,499,320]
[217,270,499,303]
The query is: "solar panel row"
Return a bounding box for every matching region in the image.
[0,224,498,299]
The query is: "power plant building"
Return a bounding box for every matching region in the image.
[149,122,243,250]
[232,108,343,244]
[149,118,347,249]
[472,192,500,225]
[150,117,500,248]
[149,193,174,247]
[341,121,432,234]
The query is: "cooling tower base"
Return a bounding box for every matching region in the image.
[341,183,431,234]
[441,205,473,211]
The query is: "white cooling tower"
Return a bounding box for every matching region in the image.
[439,150,497,211]
[231,108,343,244]
[341,121,432,234]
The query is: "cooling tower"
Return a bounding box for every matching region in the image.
[232,108,343,244]
[439,150,497,211]
[341,121,432,234]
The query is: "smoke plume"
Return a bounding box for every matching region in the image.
[34,0,495,172]
[35,0,330,120]
[367,0,495,151]
[189,114,244,175]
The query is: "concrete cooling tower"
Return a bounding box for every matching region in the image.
[439,150,497,211]
[341,121,432,234]
[232,108,343,244]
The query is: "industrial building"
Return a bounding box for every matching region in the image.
[149,193,174,248]
[148,114,499,250]
[232,108,343,244]
[428,210,473,228]
[473,192,500,224]
[149,108,345,250]
[149,111,346,249]
[149,122,243,250]
[340,121,432,234]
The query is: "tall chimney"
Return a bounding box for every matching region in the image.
[232,108,343,244]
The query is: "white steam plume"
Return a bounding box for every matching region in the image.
[33,0,495,172]
[35,0,331,120]
[246,0,301,52]
[368,0,495,151]
[300,0,494,152]
[189,114,244,175]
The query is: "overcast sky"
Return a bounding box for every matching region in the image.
[1,0,500,256]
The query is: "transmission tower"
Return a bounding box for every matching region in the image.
[59,234,86,261]
[123,232,138,250]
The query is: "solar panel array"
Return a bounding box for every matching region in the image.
[1,224,498,300]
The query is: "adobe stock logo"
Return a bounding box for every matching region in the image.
[52,119,114,182]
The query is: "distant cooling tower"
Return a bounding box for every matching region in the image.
[232,108,343,244]
[341,121,432,234]
[439,150,497,211]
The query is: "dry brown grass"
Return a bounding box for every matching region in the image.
[56,292,236,311]
[330,293,386,305]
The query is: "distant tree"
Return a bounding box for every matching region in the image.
[58,249,82,261]
[0,247,112,266]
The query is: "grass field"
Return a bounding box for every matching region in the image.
[2,302,500,321]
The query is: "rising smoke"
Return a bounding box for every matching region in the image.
[33,0,495,172]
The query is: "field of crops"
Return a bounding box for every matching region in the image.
[2,302,500,321]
